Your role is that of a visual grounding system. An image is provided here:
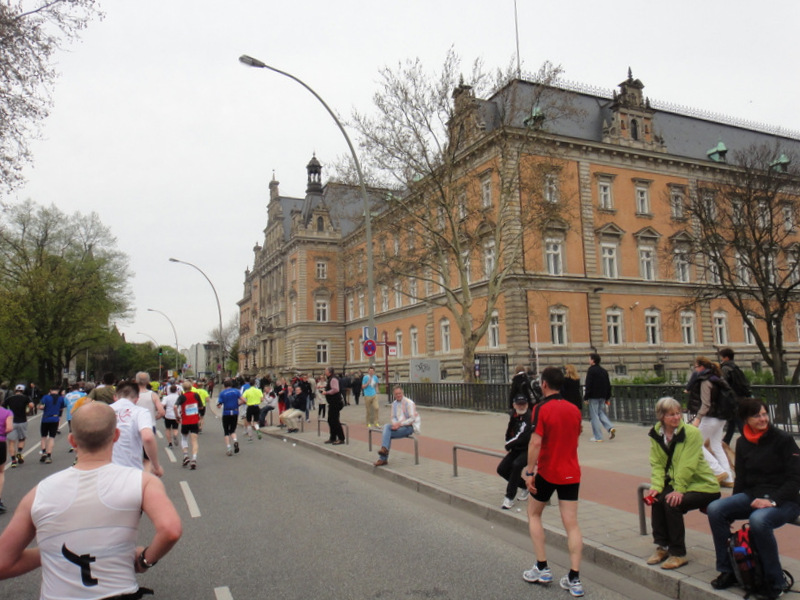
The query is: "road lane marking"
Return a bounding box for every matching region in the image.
[165,447,177,463]
[156,429,164,439]
[214,586,234,600]
[180,481,201,518]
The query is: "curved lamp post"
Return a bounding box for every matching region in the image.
[238,54,377,344]
[147,308,179,373]
[169,257,225,378]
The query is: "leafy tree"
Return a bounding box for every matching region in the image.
[677,143,800,384]
[0,0,102,193]
[347,50,579,381]
[0,200,131,386]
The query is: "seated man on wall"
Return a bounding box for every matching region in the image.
[279,386,306,433]
[374,386,420,467]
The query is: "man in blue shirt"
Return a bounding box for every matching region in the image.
[362,366,380,428]
[38,385,65,464]
[217,379,244,456]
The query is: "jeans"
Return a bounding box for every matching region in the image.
[588,398,613,440]
[258,405,274,427]
[707,493,800,591]
[378,424,414,456]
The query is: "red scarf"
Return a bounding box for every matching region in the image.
[743,423,767,444]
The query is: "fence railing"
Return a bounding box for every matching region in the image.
[398,382,800,433]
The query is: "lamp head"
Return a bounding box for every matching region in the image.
[239,55,267,68]
[168,258,179,263]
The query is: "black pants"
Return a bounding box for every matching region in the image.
[722,416,743,445]
[258,406,274,428]
[327,402,345,441]
[318,404,326,419]
[651,484,720,556]
[353,392,360,406]
[497,450,527,499]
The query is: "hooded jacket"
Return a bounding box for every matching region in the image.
[648,420,720,494]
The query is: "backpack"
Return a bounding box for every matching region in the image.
[728,523,794,598]
[712,378,737,421]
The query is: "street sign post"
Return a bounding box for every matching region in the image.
[363,339,377,357]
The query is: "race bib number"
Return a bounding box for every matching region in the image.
[185,404,199,416]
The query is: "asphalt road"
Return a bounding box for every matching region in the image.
[0,416,671,599]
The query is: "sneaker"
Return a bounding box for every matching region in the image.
[256,430,262,440]
[609,428,616,440]
[182,456,190,467]
[519,489,530,501]
[501,497,515,510]
[168,442,173,448]
[560,575,584,597]
[234,441,240,454]
[226,448,232,456]
[710,572,737,590]
[589,438,603,443]
[10,459,17,468]
[40,453,46,463]
[16,453,24,464]
[190,460,196,470]
[45,455,52,464]
[523,565,553,583]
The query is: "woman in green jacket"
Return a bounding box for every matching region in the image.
[645,396,721,569]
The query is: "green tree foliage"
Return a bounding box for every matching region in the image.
[0,0,102,193]
[0,200,131,385]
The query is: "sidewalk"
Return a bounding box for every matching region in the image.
[262,404,800,600]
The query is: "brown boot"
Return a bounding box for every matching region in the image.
[379,447,389,455]
[374,458,388,466]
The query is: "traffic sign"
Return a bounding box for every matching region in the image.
[362,326,378,341]
[363,339,377,357]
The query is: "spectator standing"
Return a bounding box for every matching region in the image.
[584,353,615,442]
[351,372,362,406]
[316,375,327,419]
[362,366,380,427]
[561,365,583,412]
[720,347,752,453]
[509,364,535,410]
[323,367,345,445]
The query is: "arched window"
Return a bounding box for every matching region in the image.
[317,216,324,232]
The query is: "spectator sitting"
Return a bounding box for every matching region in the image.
[259,390,278,428]
[279,386,306,433]
[374,386,420,467]
[497,394,532,509]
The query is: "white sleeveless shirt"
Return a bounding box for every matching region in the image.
[31,463,143,599]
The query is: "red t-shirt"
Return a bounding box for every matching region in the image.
[532,396,582,484]
[178,391,201,425]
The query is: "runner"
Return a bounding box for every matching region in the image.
[38,386,65,464]
[176,381,201,469]
[3,385,34,468]
[161,384,181,448]
[242,380,263,441]
[216,379,244,456]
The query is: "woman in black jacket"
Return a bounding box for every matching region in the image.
[561,364,582,412]
[508,364,535,410]
[707,398,800,598]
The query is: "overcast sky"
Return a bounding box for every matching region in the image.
[9,0,800,357]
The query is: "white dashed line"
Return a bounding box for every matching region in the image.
[179,481,201,518]
[214,586,234,600]
[165,447,177,463]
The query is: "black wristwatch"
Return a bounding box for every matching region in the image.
[139,547,157,569]
[525,471,535,477]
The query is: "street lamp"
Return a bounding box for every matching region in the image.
[169,257,225,378]
[147,308,179,373]
[238,54,377,348]
[137,331,162,382]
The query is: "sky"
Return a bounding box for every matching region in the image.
[9,0,800,355]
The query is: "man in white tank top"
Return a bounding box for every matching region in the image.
[135,372,165,424]
[0,401,182,598]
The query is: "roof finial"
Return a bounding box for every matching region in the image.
[628,67,633,81]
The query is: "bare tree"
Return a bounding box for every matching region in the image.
[348,50,580,381]
[0,0,102,193]
[678,143,800,383]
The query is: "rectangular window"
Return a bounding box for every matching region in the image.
[358,291,365,318]
[440,320,451,352]
[744,321,756,345]
[736,253,751,285]
[316,341,328,364]
[598,181,613,210]
[606,311,622,345]
[681,312,695,345]
[545,239,563,275]
[639,246,655,281]
[784,205,795,232]
[550,310,566,345]
[601,244,618,278]
[348,339,354,363]
[635,186,650,214]
[481,177,492,208]
[410,327,419,356]
[714,314,728,345]
[409,278,418,302]
[645,312,660,345]
[316,261,327,279]
[674,250,690,283]
[396,332,403,357]
[462,251,471,285]
[484,240,495,277]
[394,281,402,308]
[381,285,389,312]
[670,188,685,219]
[315,300,328,322]
[488,313,500,348]
[544,173,558,203]
[347,295,354,320]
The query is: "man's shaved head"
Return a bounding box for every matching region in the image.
[72,401,117,452]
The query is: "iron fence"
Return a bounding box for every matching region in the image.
[398,382,800,434]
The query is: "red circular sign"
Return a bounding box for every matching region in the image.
[363,339,377,357]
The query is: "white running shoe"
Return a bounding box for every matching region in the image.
[523,565,553,583]
[560,575,584,597]
[501,497,515,510]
